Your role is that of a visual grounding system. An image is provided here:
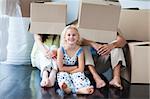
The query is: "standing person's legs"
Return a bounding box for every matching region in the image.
[109,48,126,90]
[83,46,106,88]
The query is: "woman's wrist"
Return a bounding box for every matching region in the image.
[109,40,117,49]
[111,42,116,49]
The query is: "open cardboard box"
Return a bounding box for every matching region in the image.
[30,1,67,34]
[119,9,150,41]
[129,42,150,84]
[77,0,121,43]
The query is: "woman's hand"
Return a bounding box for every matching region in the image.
[50,50,57,59]
[93,43,114,56]
[43,48,57,59]
[43,48,51,59]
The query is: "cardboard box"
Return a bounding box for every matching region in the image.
[129,42,150,83]
[118,9,150,41]
[30,2,66,34]
[20,0,50,17]
[77,0,121,43]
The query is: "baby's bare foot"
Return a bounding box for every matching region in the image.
[46,79,53,87]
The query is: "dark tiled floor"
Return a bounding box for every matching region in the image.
[0,64,149,99]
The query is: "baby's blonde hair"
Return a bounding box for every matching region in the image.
[60,25,81,47]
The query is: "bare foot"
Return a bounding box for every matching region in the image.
[61,83,71,94]
[94,76,106,88]
[46,79,53,87]
[40,77,49,87]
[109,77,123,90]
[48,69,56,87]
[77,86,94,94]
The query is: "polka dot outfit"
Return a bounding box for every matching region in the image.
[57,47,91,93]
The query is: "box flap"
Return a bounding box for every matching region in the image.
[30,22,65,34]
[79,28,117,43]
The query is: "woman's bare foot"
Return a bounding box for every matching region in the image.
[46,79,53,87]
[48,69,56,87]
[40,77,49,87]
[77,86,94,94]
[94,76,106,88]
[61,83,71,94]
[109,77,123,90]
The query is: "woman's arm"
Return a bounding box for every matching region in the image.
[110,33,127,48]
[34,34,46,52]
[70,51,85,73]
[57,48,77,72]
[34,34,51,58]
[81,34,126,49]
[81,34,127,56]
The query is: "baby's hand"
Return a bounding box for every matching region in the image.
[50,45,58,59]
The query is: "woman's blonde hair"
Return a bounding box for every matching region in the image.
[60,25,81,47]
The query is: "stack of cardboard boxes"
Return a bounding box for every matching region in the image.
[119,9,150,84]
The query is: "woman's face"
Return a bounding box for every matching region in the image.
[65,28,79,45]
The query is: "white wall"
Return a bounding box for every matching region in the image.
[51,0,80,25]
[119,0,150,9]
